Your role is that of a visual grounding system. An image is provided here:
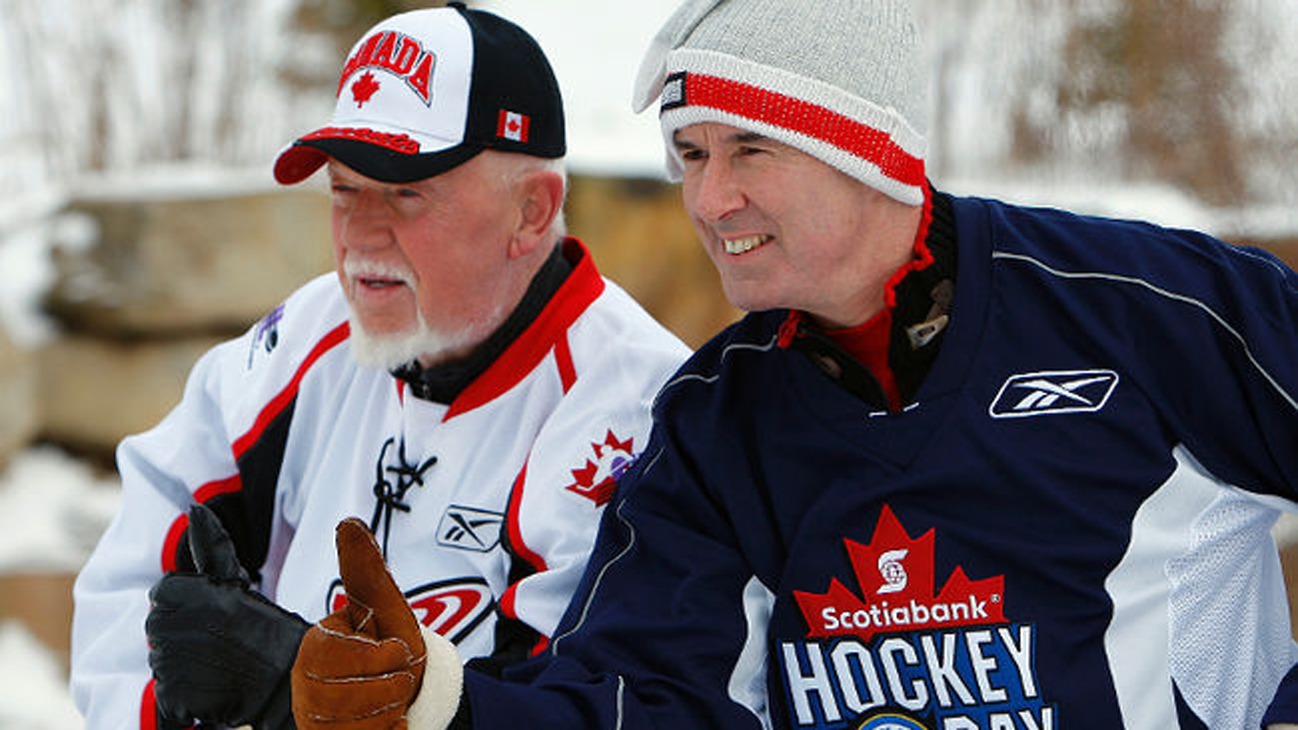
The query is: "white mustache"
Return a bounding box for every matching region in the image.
[343,256,414,286]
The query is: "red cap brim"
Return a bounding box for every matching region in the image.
[273,144,330,185]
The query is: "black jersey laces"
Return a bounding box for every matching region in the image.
[369,437,438,556]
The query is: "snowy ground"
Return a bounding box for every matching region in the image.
[0,448,121,576]
[0,620,85,730]
[0,448,120,730]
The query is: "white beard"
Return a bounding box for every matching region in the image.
[341,255,509,371]
[341,255,472,370]
[347,308,476,371]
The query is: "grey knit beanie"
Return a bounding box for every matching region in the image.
[633,0,928,205]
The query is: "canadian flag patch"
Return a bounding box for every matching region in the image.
[497,109,530,143]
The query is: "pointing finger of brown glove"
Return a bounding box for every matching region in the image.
[335,518,426,668]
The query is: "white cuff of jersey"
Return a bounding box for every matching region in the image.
[406,626,464,730]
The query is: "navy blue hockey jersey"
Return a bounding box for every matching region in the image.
[457,194,1298,730]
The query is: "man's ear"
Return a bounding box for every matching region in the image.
[507,169,565,259]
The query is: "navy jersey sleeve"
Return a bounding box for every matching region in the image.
[1139,239,1297,497]
[461,424,770,730]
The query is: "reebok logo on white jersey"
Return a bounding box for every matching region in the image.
[990,369,1118,418]
[437,506,504,552]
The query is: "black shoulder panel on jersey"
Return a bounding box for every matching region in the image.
[172,398,296,584]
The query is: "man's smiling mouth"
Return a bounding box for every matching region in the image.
[723,234,771,255]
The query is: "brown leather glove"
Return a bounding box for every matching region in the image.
[291,518,427,730]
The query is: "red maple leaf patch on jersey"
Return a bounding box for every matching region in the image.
[565,430,635,507]
[794,505,1007,641]
[352,71,381,107]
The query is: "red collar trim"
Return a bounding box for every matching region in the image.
[443,238,605,421]
[881,185,935,310]
[777,310,805,349]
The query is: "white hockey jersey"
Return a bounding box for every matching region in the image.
[70,240,690,728]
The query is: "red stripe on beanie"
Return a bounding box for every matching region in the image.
[684,73,925,188]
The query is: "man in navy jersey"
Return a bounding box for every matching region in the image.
[290,1,1297,728]
[68,5,688,729]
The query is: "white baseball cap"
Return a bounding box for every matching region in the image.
[275,2,565,185]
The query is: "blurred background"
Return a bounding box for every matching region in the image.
[0,0,1295,727]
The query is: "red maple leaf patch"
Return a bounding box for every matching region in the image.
[565,430,635,507]
[794,505,1007,641]
[351,71,381,107]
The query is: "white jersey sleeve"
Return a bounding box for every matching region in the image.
[70,274,348,729]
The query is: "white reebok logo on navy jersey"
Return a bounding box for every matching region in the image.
[989,369,1118,418]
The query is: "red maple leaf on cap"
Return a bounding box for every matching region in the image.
[352,71,380,107]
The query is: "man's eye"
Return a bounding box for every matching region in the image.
[679,148,706,162]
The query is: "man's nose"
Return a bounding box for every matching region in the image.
[688,157,746,222]
[335,192,393,251]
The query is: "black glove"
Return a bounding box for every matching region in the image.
[146,503,308,729]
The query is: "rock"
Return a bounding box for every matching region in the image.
[0,573,77,672]
[0,326,38,468]
[44,188,334,337]
[35,334,224,457]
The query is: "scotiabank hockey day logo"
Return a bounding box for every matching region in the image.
[785,506,1056,730]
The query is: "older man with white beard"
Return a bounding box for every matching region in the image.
[68,5,689,730]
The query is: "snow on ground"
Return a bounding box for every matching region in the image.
[0,621,84,730]
[0,447,120,729]
[0,447,121,576]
